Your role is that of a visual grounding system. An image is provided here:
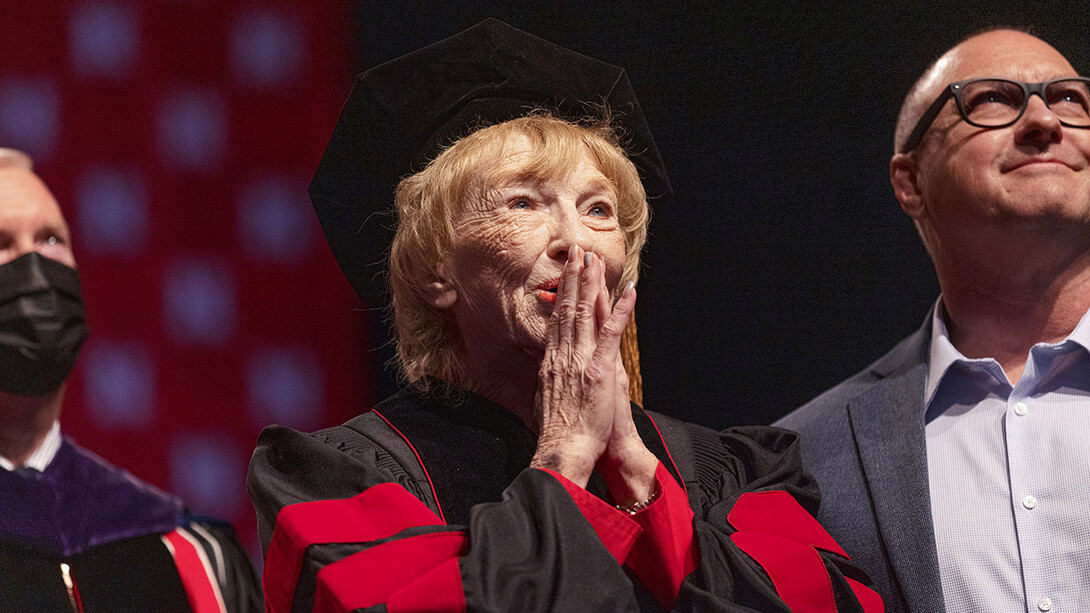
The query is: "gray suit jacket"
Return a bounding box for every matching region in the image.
[775,313,945,613]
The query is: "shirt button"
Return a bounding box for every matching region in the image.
[1014,402,1029,416]
[1023,495,1038,510]
[1038,596,1053,611]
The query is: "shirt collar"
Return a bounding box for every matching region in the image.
[924,297,964,410]
[925,297,1090,411]
[1066,301,1090,352]
[0,420,61,472]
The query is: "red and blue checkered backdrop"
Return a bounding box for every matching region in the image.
[1,1,372,562]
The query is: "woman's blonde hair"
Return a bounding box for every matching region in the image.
[388,112,650,386]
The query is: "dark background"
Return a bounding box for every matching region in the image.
[352,2,1090,426]
[4,1,1090,558]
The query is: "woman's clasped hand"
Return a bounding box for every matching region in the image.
[532,244,658,507]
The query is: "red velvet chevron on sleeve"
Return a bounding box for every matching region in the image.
[727,490,846,556]
[263,482,444,613]
[728,490,884,613]
[314,531,468,612]
[385,559,465,613]
[847,577,885,612]
[731,531,837,613]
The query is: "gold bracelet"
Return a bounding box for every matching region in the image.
[615,485,660,515]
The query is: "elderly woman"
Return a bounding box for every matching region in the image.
[249,20,881,613]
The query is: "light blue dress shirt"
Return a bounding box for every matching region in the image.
[925,300,1090,613]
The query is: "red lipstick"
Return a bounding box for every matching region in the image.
[536,279,559,303]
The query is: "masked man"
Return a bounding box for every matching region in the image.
[0,148,260,612]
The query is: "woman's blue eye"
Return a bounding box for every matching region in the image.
[511,199,532,210]
[588,204,610,217]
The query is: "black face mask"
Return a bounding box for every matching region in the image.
[0,252,90,396]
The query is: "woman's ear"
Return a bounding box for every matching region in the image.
[422,264,457,309]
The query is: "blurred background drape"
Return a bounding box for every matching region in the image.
[2,0,1087,563]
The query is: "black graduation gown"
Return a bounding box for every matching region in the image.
[248,384,883,613]
[0,437,261,613]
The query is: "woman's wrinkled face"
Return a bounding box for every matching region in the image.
[440,133,626,361]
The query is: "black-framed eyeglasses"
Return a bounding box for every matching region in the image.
[900,77,1090,153]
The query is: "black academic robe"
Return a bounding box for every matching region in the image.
[248,384,883,613]
[0,437,261,612]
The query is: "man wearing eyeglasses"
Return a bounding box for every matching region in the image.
[777,29,1090,613]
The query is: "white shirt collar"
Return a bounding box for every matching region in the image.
[924,297,964,410]
[925,297,1090,410]
[0,420,61,472]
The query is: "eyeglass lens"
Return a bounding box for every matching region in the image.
[958,79,1090,127]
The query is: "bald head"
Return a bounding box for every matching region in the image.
[888,26,1090,272]
[894,30,1076,153]
[0,162,76,268]
[0,148,34,171]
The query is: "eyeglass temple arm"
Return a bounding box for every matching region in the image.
[901,88,954,153]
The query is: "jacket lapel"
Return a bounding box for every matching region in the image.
[846,320,946,613]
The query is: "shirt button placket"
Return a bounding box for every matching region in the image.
[1006,392,1038,611]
